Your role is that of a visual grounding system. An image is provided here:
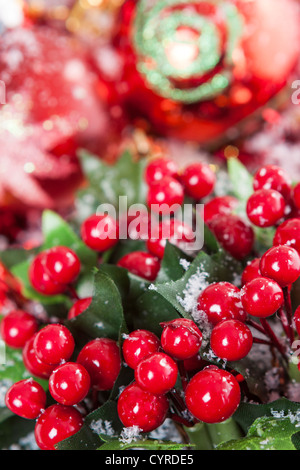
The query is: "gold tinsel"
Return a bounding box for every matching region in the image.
[25,0,125,37]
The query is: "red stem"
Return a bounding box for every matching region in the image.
[260,318,287,361]
[283,287,294,346]
[253,337,273,346]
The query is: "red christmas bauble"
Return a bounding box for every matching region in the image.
[0,25,112,210]
[94,0,300,144]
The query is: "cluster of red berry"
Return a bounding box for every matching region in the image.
[2,158,300,450]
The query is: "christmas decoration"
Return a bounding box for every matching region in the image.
[1,152,300,451]
[95,0,300,144]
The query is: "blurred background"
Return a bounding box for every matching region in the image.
[0,0,300,246]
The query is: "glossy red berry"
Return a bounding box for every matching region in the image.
[34,404,83,450]
[68,297,92,320]
[294,306,300,337]
[246,189,286,228]
[293,183,300,210]
[135,352,178,395]
[241,277,284,318]
[253,165,292,199]
[122,330,160,369]
[5,379,46,419]
[43,247,81,285]
[77,338,121,391]
[29,253,66,295]
[185,368,241,424]
[241,258,262,286]
[208,214,254,260]
[147,176,184,214]
[197,282,246,326]
[117,251,160,281]
[147,219,195,259]
[0,310,38,349]
[260,245,300,287]
[180,163,215,200]
[81,214,119,252]
[145,157,178,185]
[204,196,238,223]
[117,382,169,432]
[23,335,56,379]
[210,320,253,361]
[33,324,75,366]
[160,319,202,360]
[273,219,300,254]
[49,362,91,406]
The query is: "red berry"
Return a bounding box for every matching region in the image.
[0,310,38,349]
[43,247,81,285]
[273,219,300,254]
[253,165,292,199]
[160,319,202,360]
[81,214,119,252]
[241,277,284,318]
[68,297,92,320]
[117,251,160,281]
[208,214,254,260]
[147,176,184,214]
[181,163,215,200]
[135,352,178,395]
[77,338,121,391]
[117,382,169,432]
[294,306,300,337]
[241,258,262,286]
[197,282,246,326]
[5,378,46,419]
[33,324,75,365]
[185,368,241,424]
[204,196,238,223]
[147,219,195,259]
[260,245,300,287]
[49,362,90,406]
[34,404,83,450]
[145,157,178,185]
[246,189,285,228]
[23,335,56,379]
[122,330,160,369]
[293,183,300,210]
[29,253,66,295]
[210,320,253,361]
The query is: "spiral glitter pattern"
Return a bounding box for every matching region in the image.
[133,0,243,103]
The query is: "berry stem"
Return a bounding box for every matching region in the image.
[283,287,294,346]
[169,412,195,428]
[167,389,186,414]
[246,319,269,337]
[253,337,273,346]
[178,361,188,392]
[260,318,287,362]
[67,285,80,301]
[278,307,293,345]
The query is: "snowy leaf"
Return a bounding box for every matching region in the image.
[218,415,300,450]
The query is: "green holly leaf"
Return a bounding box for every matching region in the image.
[227,157,253,207]
[66,267,127,343]
[76,150,148,221]
[233,397,300,434]
[98,438,189,451]
[217,415,300,450]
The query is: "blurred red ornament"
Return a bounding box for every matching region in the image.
[94,0,300,144]
[0,25,112,210]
